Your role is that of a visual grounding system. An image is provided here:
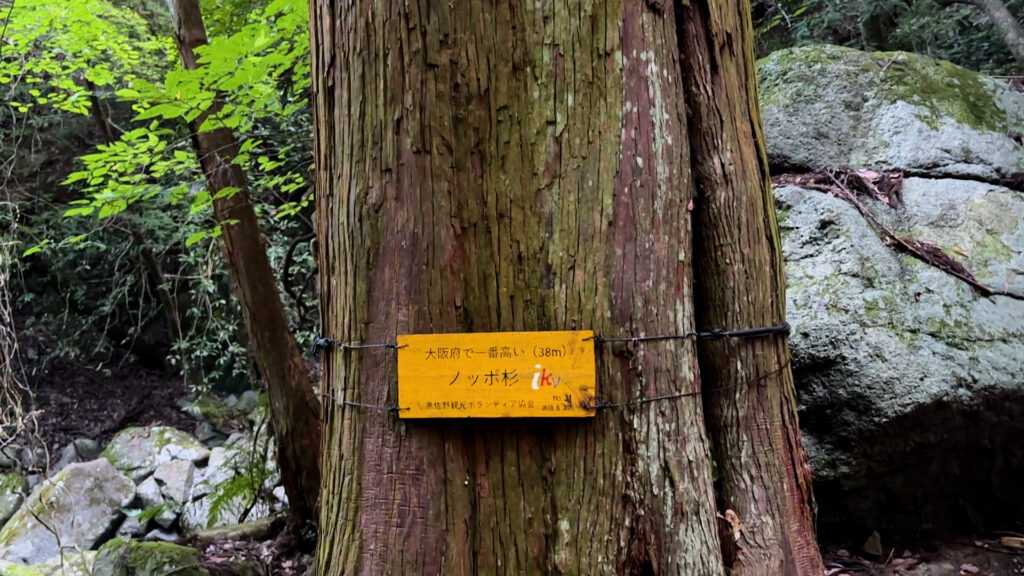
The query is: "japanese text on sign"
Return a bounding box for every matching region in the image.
[397,331,596,418]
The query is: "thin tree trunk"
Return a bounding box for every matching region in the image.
[165,0,322,528]
[974,0,1024,70]
[677,1,824,574]
[310,0,723,573]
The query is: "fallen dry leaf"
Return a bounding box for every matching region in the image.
[960,563,980,574]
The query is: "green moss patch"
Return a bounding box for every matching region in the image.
[94,538,210,576]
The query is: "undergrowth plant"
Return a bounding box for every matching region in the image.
[754,0,1023,75]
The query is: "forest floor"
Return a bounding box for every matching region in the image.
[19,360,310,575]
[27,359,194,460]
[822,540,1024,575]
[16,362,1024,575]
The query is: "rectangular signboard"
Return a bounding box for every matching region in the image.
[397,331,596,418]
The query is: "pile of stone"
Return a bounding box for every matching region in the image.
[0,393,283,574]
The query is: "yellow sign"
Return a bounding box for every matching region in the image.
[397,331,596,418]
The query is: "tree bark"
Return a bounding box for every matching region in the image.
[677,1,824,574]
[165,0,322,528]
[973,0,1024,70]
[310,0,724,573]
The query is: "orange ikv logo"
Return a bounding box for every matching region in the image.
[531,364,562,389]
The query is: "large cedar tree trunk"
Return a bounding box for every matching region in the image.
[310,0,726,572]
[166,0,322,527]
[678,1,824,574]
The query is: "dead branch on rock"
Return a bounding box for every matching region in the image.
[773,169,1024,302]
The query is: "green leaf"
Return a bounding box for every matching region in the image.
[22,240,50,257]
[63,206,95,217]
[62,171,90,185]
[185,230,207,247]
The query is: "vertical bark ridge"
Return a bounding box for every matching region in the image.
[312,0,724,573]
[675,1,824,574]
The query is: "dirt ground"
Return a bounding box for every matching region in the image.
[23,359,195,467]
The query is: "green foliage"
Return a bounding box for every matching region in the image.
[205,405,276,527]
[52,0,312,232]
[6,0,317,384]
[122,502,173,525]
[754,0,1024,75]
[0,0,170,114]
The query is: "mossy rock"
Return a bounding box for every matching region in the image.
[101,427,210,482]
[0,473,28,529]
[0,460,135,565]
[182,391,265,436]
[93,538,210,576]
[758,44,1024,181]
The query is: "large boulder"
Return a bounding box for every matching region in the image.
[778,177,1024,537]
[758,45,1024,182]
[0,460,135,565]
[101,427,210,482]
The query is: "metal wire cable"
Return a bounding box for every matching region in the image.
[316,323,792,414]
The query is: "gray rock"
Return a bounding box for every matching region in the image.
[101,426,210,482]
[180,493,271,534]
[153,459,196,504]
[234,390,260,414]
[191,448,231,499]
[179,436,276,534]
[0,446,19,471]
[0,459,135,565]
[0,472,28,529]
[143,528,181,542]
[135,477,176,530]
[271,485,287,505]
[271,486,288,511]
[52,438,101,474]
[758,45,1024,181]
[0,551,96,575]
[115,514,148,539]
[135,476,164,509]
[194,421,227,447]
[245,399,270,429]
[777,179,1024,536]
